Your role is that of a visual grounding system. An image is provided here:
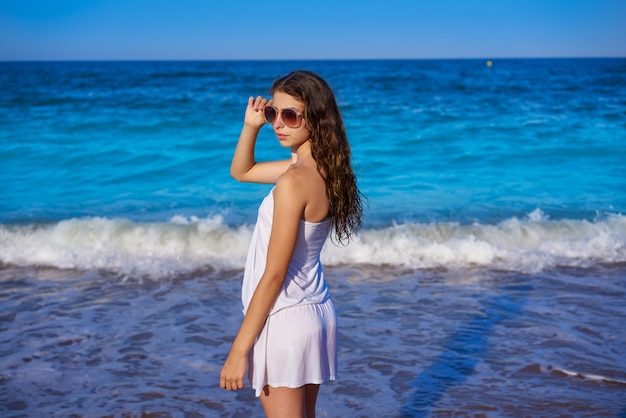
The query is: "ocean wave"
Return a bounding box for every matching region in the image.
[328,210,626,272]
[1,210,624,278]
[0,215,253,278]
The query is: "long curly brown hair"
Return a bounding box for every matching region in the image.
[270,70,364,244]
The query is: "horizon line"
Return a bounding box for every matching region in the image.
[1,55,624,63]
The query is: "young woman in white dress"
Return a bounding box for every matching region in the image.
[220,70,363,418]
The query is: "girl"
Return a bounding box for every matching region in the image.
[220,71,363,417]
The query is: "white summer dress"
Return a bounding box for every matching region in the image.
[241,187,337,397]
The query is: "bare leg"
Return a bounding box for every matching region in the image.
[259,385,305,418]
[259,384,320,418]
[304,384,320,418]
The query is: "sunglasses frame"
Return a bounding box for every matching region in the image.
[263,105,305,128]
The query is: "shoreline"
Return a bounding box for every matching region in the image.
[1,264,624,416]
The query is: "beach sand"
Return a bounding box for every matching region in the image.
[1,264,625,417]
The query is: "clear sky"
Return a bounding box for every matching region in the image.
[1,0,625,61]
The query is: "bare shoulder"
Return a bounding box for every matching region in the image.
[277,163,322,191]
[270,168,306,221]
[274,165,308,199]
[275,163,328,222]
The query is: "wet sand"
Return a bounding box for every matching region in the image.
[1,264,625,417]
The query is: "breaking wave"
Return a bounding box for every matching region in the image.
[1,210,624,278]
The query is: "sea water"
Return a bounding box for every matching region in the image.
[1,59,625,416]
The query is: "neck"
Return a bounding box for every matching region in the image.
[291,140,312,163]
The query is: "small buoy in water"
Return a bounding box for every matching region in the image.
[486,60,493,67]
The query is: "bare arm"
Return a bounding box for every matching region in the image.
[230,96,291,184]
[220,173,305,390]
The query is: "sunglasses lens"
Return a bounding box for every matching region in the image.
[263,106,276,123]
[281,109,300,128]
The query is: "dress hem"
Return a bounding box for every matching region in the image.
[252,376,336,397]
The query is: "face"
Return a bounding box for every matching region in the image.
[267,92,309,149]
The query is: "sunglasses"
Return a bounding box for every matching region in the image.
[263,106,305,128]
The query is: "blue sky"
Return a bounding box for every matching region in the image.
[1,0,625,60]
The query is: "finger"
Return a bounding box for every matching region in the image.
[254,96,266,111]
[223,377,234,391]
[247,96,255,107]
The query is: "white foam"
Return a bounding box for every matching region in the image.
[321,210,626,272]
[0,215,252,278]
[542,364,626,385]
[1,210,625,278]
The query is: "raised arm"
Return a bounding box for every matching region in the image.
[230,96,291,184]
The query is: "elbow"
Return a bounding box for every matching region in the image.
[230,164,254,182]
[230,168,245,182]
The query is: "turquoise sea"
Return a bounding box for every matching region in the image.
[1,59,625,416]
